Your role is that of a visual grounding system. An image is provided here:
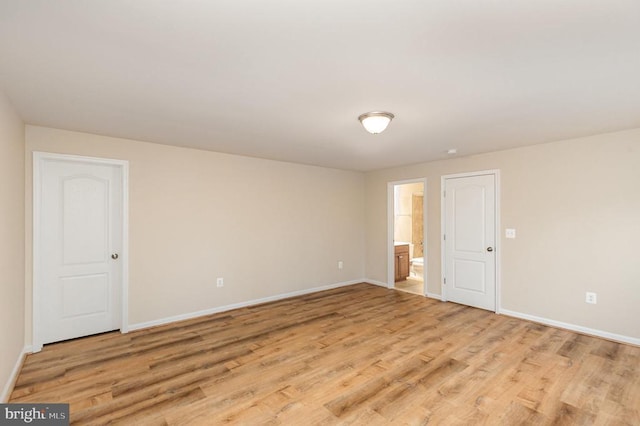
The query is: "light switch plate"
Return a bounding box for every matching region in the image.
[505,228,516,239]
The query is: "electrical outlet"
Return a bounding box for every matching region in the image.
[338,261,344,270]
[216,277,224,287]
[585,292,597,304]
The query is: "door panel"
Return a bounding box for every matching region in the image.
[453,259,485,293]
[444,173,496,311]
[453,185,485,252]
[39,157,122,345]
[61,274,109,318]
[62,176,108,264]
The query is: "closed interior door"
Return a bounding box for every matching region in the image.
[37,156,123,345]
[443,173,496,311]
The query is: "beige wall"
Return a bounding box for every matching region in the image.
[25,126,365,340]
[0,91,25,400]
[365,129,640,339]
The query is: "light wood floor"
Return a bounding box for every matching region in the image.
[10,284,640,425]
[394,278,424,296]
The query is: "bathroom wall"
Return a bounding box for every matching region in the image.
[412,193,424,258]
[394,182,423,257]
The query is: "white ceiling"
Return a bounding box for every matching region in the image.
[1,1,639,171]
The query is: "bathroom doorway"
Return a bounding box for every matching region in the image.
[387,178,427,296]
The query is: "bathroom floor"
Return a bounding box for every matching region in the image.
[394,277,424,295]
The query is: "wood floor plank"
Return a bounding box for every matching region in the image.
[9,283,640,424]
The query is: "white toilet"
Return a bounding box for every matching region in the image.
[410,257,424,280]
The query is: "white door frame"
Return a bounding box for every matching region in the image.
[387,178,428,295]
[33,152,130,352]
[440,170,501,313]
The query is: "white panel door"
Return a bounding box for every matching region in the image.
[38,157,122,344]
[443,173,496,311]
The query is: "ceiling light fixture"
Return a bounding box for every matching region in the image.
[358,111,394,134]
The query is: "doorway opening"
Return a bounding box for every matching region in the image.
[388,178,427,296]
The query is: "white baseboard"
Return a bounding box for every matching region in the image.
[426,292,443,301]
[364,279,388,288]
[500,309,640,347]
[128,279,364,332]
[1,345,30,402]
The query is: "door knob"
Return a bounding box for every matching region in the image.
[487,247,493,252]
[111,253,119,260]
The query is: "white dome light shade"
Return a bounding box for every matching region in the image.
[358,111,394,134]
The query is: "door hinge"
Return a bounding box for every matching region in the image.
[444,277,447,284]
[443,234,446,241]
[443,190,446,197]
